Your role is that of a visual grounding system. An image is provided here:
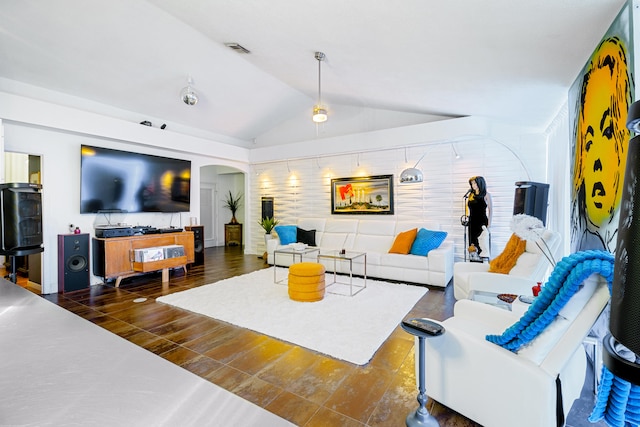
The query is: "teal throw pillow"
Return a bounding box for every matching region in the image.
[410,228,447,256]
[275,225,297,245]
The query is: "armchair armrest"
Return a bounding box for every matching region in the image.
[427,240,454,274]
[266,237,281,253]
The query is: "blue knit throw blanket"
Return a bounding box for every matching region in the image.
[590,366,640,426]
[483,249,640,426]
[486,250,614,352]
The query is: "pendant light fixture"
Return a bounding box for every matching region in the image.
[312,52,328,123]
[181,75,199,106]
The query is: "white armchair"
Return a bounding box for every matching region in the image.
[421,273,609,427]
[453,229,561,300]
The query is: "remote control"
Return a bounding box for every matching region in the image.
[402,318,444,336]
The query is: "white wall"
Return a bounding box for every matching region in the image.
[249,124,550,261]
[0,92,250,294]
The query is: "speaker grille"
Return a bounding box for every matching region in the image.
[58,234,90,293]
[67,254,88,272]
[611,136,640,355]
[186,225,204,265]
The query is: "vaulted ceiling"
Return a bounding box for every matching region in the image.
[0,0,628,148]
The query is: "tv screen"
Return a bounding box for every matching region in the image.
[80,145,191,214]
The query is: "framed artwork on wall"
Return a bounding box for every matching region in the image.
[330,175,394,215]
[568,3,633,253]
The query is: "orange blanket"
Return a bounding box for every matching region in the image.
[488,234,526,274]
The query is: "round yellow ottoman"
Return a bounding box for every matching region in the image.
[288,262,326,302]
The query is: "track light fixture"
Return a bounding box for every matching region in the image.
[181,76,198,106]
[452,144,461,159]
[312,52,328,123]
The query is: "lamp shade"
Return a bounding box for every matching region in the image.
[400,167,423,184]
[312,105,327,123]
[181,86,198,106]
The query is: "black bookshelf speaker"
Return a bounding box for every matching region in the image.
[513,181,550,226]
[611,134,640,356]
[57,234,90,293]
[0,183,43,252]
[186,225,204,265]
[261,197,274,220]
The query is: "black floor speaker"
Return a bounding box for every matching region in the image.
[186,225,204,265]
[611,134,640,356]
[513,181,550,225]
[58,233,90,293]
[0,183,43,252]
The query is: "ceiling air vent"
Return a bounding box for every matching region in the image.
[224,43,251,54]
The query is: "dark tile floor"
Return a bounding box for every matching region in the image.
[26,246,600,426]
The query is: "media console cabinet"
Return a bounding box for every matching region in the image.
[92,232,195,287]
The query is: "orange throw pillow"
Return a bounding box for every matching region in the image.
[389,228,418,254]
[488,233,526,274]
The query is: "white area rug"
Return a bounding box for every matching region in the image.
[156,268,427,365]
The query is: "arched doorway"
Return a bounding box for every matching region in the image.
[199,164,245,247]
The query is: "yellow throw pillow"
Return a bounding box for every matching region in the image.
[389,228,418,254]
[488,233,527,274]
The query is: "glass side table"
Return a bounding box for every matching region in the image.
[317,250,366,297]
[273,246,320,284]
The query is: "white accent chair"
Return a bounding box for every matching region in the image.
[453,229,562,300]
[419,274,609,427]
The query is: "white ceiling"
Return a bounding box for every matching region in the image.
[0,0,628,148]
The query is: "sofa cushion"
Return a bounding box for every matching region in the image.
[325,219,359,233]
[389,228,418,254]
[358,220,397,236]
[320,233,351,250]
[353,234,394,253]
[488,234,526,274]
[297,218,326,233]
[297,227,317,246]
[274,225,297,245]
[410,228,448,256]
[381,253,429,269]
[509,252,542,276]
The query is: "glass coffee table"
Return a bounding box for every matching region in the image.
[468,290,532,316]
[273,246,321,284]
[317,250,367,297]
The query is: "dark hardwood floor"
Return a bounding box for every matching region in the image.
[20,246,598,426]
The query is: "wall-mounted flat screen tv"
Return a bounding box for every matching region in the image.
[80,145,191,214]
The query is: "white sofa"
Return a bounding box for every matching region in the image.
[421,274,609,427]
[266,218,454,287]
[453,229,562,300]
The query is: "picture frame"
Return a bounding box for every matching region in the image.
[331,175,394,215]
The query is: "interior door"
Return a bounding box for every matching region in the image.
[200,185,216,247]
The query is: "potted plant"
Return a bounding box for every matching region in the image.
[258,216,280,235]
[258,216,279,260]
[223,190,243,224]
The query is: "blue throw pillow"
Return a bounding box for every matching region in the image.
[410,228,447,256]
[274,225,297,245]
